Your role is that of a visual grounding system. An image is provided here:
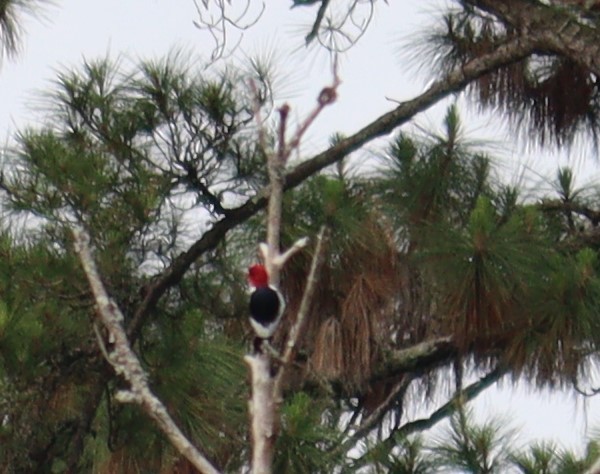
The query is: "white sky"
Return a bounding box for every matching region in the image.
[1,0,600,460]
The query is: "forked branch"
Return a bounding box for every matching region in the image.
[245,66,340,474]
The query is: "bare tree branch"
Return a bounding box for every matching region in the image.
[72,226,221,474]
[273,225,328,399]
[464,0,600,76]
[264,70,339,284]
[244,353,277,474]
[245,59,340,473]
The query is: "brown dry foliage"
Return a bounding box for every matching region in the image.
[440,9,599,147]
[452,14,599,147]
[279,213,405,391]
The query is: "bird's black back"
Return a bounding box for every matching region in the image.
[249,287,281,324]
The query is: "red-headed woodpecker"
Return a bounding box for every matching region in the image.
[248,264,285,341]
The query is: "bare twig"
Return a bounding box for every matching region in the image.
[285,65,340,158]
[193,0,265,62]
[312,0,376,52]
[72,226,221,474]
[274,226,328,399]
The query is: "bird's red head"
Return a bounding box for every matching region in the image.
[248,264,270,288]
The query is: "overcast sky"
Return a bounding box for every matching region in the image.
[1,0,600,456]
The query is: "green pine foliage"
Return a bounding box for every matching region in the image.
[360,436,436,474]
[362,410,600,474]
[274,392,341,473]
[0,50,267,471]
[408,6,600,148]
[0,0,49,61]
[431,409,515,473]
[2,43,600,471]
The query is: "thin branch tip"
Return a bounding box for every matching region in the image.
[273,236,310,267]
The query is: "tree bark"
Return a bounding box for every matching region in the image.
[245,354,277,474]
[466,0,600,75]
[73,227,221,474]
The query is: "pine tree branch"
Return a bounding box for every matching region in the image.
[127,32,535,343]
[393,366,505,439]
[538,198,600,225]
[180,164,230,217]
[335,337,457,461]
[332,375,412,459]
[464,0,600,76]
[72,226,221,474]
[373,336,456,380]
[320,337,501,465]
[352,366,506,470]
